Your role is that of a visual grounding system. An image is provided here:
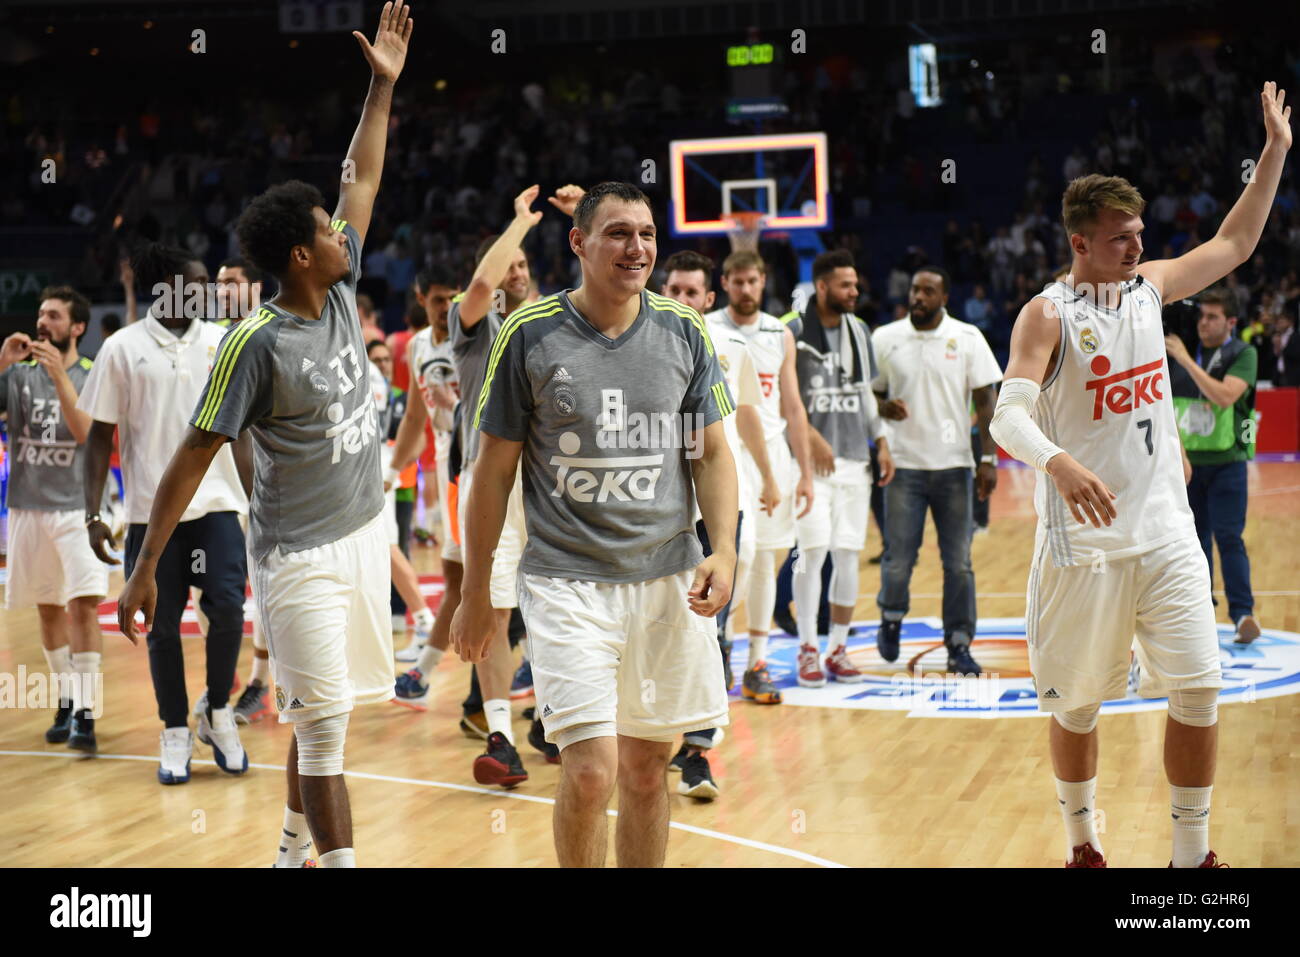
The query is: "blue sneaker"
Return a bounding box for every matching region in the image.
[196,705,249,774]
[510,659,533,701]
[392,669,430,711]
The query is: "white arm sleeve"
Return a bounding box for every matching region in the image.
[990,377,1064,471]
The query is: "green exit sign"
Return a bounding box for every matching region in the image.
[726,43,774,67]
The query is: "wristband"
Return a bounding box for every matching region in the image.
[979,454,997,466]
[383,466,401,487]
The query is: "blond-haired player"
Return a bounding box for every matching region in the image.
[991,83,1291,868]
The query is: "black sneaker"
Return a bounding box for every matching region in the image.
[473,731,528,788]
[718,636,734,691]
[946,642,981,676]
[46,701,74,744]
[868,550,884,565]
[67,709,97,753]
[876,619,901,663]
[677,751,719,801]
[668,743,690,773]
[774,604,797,636]
[526,717,560,765]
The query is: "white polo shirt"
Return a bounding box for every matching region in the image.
[78,313,248,524]
[871,311,1003,471]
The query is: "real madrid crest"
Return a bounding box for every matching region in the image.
[275,686,287,712]
[554,386,576,416]
[718,353,730,373]
[1079,327,1099,354]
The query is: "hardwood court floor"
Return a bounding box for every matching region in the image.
[1,463,1297,867]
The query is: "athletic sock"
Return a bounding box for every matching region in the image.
[485,698,513,744]
[1055,776,1103,859]
[415,644,444,676]
[250,654,270,686]
[275,807,313,868]
[413,606,435,632]
[747,632,768,669]
[1170,784,1212,868]
[828,622,850,655]
[42,645,73,705]
[319,847,356,868]
[71,651,101,714]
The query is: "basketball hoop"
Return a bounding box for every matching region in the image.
[725,211,766,252]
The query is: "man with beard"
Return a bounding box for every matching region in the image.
[0,286,107,751]
[704,250,814,694]
[872,265,1002,675]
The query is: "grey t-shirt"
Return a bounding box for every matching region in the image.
[0,357,93,511]
[448,296,506,466]
[475,289,733,584]
[794,315,885,463]
[189,221,384,560]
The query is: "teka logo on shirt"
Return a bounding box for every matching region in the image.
[14,436,75,468]
[1084,355,1165,420]
[808,387,860,413]
[324,397,379,464]
[549,431,663,504]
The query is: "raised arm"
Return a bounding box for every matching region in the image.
[460,185,543,329]
[1139,82,1291,303]
[333,2,413,246]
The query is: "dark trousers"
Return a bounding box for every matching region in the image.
[878,467,977,644]
[390,497,415,616]
[970,430,989,529]
[1187,460,1254,622]
[869,445,887,544]
[125,511,247,728]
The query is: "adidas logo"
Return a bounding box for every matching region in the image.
[552,367,572,382]
[1041,687,1061,700]
[301,357,316,372]
[289,697,304,709]
[541,704,553,717]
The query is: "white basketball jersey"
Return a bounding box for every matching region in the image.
[706,309,787,442]
[408,326,459,459]
[705,313,762,511]
[1033,276,1195,567]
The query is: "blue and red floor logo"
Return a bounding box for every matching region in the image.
[729,617,1300,718]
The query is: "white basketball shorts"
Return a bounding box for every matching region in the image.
[459,463,527,610]
[5,508,109,609]
[251,512,393,724]
[1026,534,1222,712]
[795,456,871,552]
[742,435,797,550]
[518,568,730,748]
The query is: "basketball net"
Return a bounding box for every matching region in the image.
[725,211,765,252]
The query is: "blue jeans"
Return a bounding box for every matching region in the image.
[1186,460,1253,623]
[877,468,977,644]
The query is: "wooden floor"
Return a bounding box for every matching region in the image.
[2,462,1297,868]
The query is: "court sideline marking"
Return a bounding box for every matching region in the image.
[0,750,847,868]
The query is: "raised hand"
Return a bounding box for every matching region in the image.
[353,1,413,83]
[1262,81,1292,151]
[1,332,32,366]
[548,184,586,218]
[513,184,543,227]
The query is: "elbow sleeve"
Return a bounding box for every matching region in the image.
[990,378,1064,471]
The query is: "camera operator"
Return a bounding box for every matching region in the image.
[1165,288,1261,644]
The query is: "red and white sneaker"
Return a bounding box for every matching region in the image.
[824,645,866,683]
[1170,851,1229,868]
[1065,843,1107,867]
[797,645,826,688]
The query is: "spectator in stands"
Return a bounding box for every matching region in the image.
[1272,313,1300,385]
[964,283,993,333]
[356,293,386,346]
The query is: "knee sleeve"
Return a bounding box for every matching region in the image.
[746,549,778,632]
[1052,702,1101,735]
[295,712,349,776]
[1167,687,1218,728]
[828,549,860,607]
[793,546,828,645]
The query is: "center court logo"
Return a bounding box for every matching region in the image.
[550,431,663,503]
[732,618,1300,717]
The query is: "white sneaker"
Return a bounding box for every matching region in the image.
[197,705,249,774]
[192,689,209,719]
[158,727,193,785]
[394,633,423,663]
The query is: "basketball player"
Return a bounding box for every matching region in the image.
[407,266,457,547]
[661,249,777,797]
[214,258,264,327]
[790,250,893,685]
[118,1,414,869]
[81,242,253,781]
[0,286,107,752]
[990,83,1290,867]
[455,181,737,866]
[705,250,813,698]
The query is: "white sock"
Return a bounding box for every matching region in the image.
[319,847,356,868]
[250,655,270,686]
[415,645,444,676]
[71,651,101,713]
[1055,776,1103,859]
[42,645,73,705]
[485,698,512,743]
[748,632,768,668]
[275,807,313,868]
[392,613,407,633]
[1170,784,1212,868]
[413,606,435,632]
[828,622,850,655]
